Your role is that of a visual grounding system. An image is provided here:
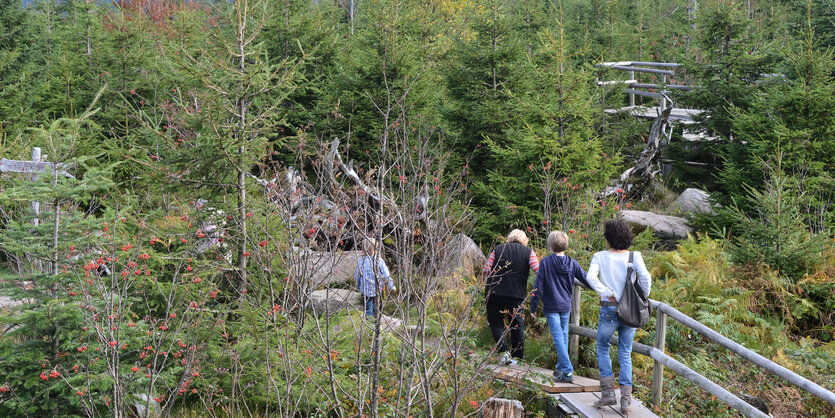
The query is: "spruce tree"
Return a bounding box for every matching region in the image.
[682,2,775,140]
[725,34,835,220]
[475,5,618,240]
[443,0,527,177]
[0,0,37,135]
[142,0,299,286]
[0,103,113,281]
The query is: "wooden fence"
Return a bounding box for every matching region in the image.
[568,284,835,418]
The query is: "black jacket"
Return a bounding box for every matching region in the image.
[485,242,534,300]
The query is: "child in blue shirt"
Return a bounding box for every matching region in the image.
[530,231,590,382]
[354,238,396,318]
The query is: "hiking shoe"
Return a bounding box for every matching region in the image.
[552,370,574,383]
[500,352,517,366]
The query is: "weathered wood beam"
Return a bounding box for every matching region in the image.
[596,79,638,86]
[569,324,770,418]
[651,309,667,405]
[650,301,835,406]
[630,83,692,91]
[630,61,681,68]
[597,61,680,68]
[568,285,581,364]
[0,158,74,178]
[623,89,665,99]
[596,61,635,67]
[610,65,675,76]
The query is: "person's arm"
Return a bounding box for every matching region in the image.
[528,249,540,273]
[483,250,495,274]
[634,252,652,296]
[585,253,616,300]
[354,258,363,291]
[378,258,396,291]
[572,259,592,290]
[530,267,544,315]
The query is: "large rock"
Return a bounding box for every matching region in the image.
[618,210,693,240]
[437,234,486,287]
[669,188,714,215]
[133,394,160,417]
[292,248,364,289]
[0,296,24,310]
[307,289,362,313]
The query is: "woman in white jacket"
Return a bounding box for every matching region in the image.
[585,220,651,414]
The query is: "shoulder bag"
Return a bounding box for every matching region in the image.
[616,251,650,328]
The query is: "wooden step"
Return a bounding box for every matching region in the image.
[484,363,601,393]
[559,390,658,418]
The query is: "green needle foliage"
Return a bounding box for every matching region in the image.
[726,157,829,281]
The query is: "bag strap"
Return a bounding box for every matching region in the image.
[626,251,635,284]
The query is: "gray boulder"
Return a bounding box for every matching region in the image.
[133,394,160,417]
[619,210,693,240]
[437,234,486,287]
[292,248,364,289]
[307,289,362,313]
[670,188,715,215]
[0,296,23,310]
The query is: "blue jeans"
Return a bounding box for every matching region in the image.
[363,296,376,318]
[545,312,573,374]
[596,306,636,386]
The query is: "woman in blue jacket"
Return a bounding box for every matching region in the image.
[530,231,591,382]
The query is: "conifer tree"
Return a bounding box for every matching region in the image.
[443,0,528,177]
[723,34,835,219]
[322,0,445,164]
[0,97,113,281]
[727,156,828,281]
[682,1,775,140]
[144,0,299,287]
[475,4,618,239]
[0,0,37,134]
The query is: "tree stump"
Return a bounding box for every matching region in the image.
[477,397,523,418]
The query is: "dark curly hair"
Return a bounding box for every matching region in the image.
[603,220,633,250]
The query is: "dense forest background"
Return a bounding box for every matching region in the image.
[0,0,833,416]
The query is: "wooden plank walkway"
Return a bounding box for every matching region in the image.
[485,363,600,393]
[560,390,658,418]
[484,362,658,417]
[604,105,703,124]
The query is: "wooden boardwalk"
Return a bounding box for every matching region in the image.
[560,390,657,418]
[484,363,600,393]
[485,363,658,417]
[604,105,703,124]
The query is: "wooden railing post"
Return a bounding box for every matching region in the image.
[652,308,667,405]
[30,147,41,228]
[629,70,635,106]
[568,284,581,364]
[31,147,43,274]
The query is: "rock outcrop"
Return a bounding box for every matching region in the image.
[307,289,362,313]
[619,210,693,240]
[437,234,486,287]
[292,248,364,289]
[669,188,715,215]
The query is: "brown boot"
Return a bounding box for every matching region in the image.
[620,385,632,414]
[593,376,617,408]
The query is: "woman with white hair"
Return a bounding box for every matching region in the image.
[483,229,540,365]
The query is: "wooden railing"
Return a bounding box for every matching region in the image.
[568,285,835,418]
[595,61,688,110]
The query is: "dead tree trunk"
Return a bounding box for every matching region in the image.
[608,105,673,199]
